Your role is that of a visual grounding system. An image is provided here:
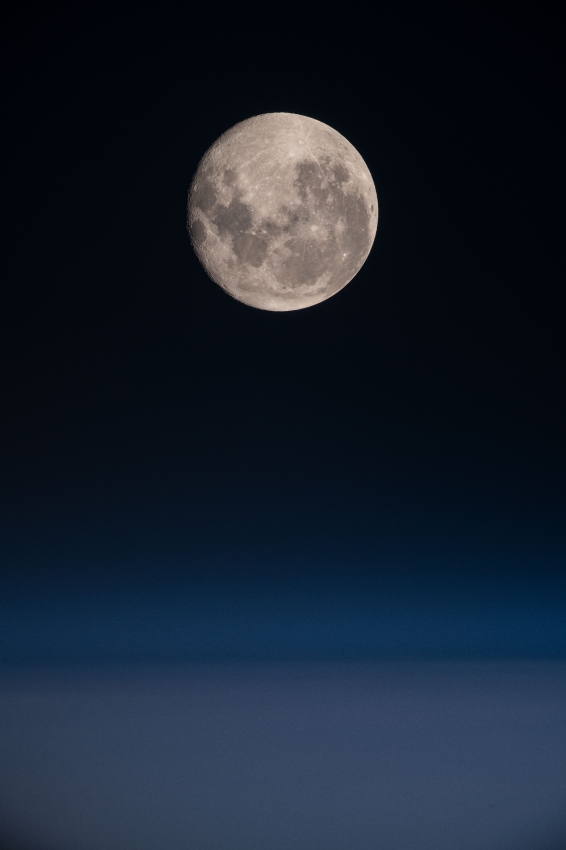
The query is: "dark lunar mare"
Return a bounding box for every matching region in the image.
[187,112,378,309]
[191,170,269,268]
[190,151,371,295]
[270,157,371,290]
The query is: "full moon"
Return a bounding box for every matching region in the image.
[187,113,378,311]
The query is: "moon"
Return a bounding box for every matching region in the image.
[187,113,378,311]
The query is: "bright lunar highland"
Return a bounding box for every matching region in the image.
[187,113,378,311]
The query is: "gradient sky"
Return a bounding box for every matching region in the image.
[0,4,566,661]
[1,0,564,665]
[0,2,565,847]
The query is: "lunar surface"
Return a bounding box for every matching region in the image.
[187,113,378,311]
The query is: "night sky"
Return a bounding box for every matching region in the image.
[1,2,565,848]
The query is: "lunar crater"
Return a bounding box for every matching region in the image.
[188,113,378,311]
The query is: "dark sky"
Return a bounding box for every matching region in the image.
[1,0,565,663]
